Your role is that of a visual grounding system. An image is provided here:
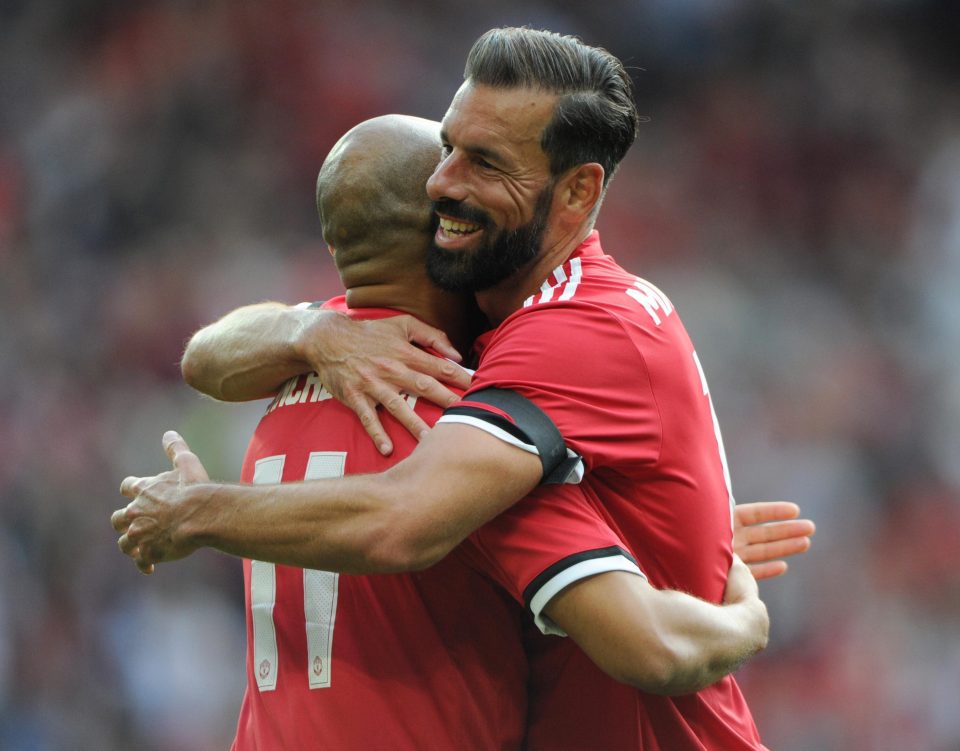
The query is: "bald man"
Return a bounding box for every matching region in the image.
[224,115,530,750]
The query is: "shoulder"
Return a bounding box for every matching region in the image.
[482,280,667,370]
[486,300,634,361]
[486,249,683,354]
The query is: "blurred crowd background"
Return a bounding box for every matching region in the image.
[1,0,958,749]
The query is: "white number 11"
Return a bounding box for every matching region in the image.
[249,452,345,692]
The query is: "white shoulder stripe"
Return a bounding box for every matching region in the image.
[538,278,556,304]
[557,257,582,302]
[530,554,646,636]
[523,257,584,308]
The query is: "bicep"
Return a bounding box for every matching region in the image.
[543,571,665,687]
[181,302,314,401]
[381,422,543,565]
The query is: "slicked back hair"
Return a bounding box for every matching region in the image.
[464,27,639,186]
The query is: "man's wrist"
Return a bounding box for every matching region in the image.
[289,307,340,366]
[175,482,222,551]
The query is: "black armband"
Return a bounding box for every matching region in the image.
[447,387,582,485]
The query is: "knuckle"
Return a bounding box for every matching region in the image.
[382,393,406,413]
[343,389,368,410]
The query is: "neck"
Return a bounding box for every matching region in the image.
[475,224,593,326]
[344,282,478,354]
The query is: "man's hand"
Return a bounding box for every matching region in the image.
[112,431,208,574]
[734,501,815,580]
[302,314,471,455]
[182,304,472,455]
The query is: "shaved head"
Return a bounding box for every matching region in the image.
[313,114,480,346]
[317,115,442,285]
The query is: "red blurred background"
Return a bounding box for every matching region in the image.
[1,1,958,749]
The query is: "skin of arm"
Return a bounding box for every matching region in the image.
[117,426,543,574]
[180,303,472,453]
[543,559,768,695]
[181,302,321,401]
[115,430,771,695]
[180,302,815,570]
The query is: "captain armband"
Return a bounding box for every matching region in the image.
[441,387,584,486]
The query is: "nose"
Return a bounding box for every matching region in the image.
[426,151,467,203]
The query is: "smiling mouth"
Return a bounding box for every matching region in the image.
[438,216,482,236]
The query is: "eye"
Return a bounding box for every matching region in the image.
[473,155,499,172]
[440,143,452,159]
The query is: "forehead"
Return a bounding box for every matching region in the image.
[441,81,557,164]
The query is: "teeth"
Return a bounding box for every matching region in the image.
[439,217,480,234]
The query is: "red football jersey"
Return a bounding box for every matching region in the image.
[443,232,766,750]
[232,298,527,751]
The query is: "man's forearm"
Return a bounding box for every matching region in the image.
[638,588,768,695]
[121,424,543,576]
[545,570,768,696]
[181,303,321,400]
[158,471,455,574]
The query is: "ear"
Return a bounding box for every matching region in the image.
[327,244,336,257]
[556,163,605,220]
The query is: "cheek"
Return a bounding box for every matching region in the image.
[492,181,542,227]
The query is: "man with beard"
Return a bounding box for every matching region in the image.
[115,27,812,749]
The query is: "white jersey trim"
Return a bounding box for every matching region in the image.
[524,257,584,307]
[436,414,585,482]
[437,414,539,456]
[530,554,647,636]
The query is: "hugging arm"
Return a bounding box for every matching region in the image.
[544,559,767,695]
[180,302,471,453]
[115,429,770,693]
[179,302,814,572]
[114,425,544,574]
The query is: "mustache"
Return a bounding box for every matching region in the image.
[432,198,490,227]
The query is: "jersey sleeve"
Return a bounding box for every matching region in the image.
[461,482,646,636]
[439,302,662,473]
[442,387,585,485]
